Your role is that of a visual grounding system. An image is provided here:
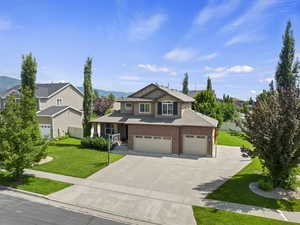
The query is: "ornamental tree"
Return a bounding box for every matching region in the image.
[241,21,300,188]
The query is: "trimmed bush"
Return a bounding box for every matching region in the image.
[258,178,273,191]
[81,137,108,151]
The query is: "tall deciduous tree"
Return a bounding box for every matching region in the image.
[20,54,40,141]
[182,73,189,94]
[0,96,47,179]
[83,57,93,137]
[241,21,300,188]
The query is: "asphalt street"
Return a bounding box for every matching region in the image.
[0,193,127,225]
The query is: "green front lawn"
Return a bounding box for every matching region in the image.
[33,138,124,178]
[0,171,71,195]
[193,206,300,225]
[207,158,300,211]
[216,130,252,149]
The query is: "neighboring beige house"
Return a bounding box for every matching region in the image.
[0,83,83,138]
[90,83,218,157]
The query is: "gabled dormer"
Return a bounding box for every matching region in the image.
[118,83,194,118]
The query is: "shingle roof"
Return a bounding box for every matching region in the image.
[128,83,195,102]
[117,97,153,102]
[157,84,195,102]
[91,109,218,127]
[37,106,69,116]
[0,83,71,98]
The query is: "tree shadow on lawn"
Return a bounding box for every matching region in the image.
[0,172,34,188]
[192,173,298,212]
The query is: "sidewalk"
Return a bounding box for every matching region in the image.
[24,169,84,184]
[25,169,300,224]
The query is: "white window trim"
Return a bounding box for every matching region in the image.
[162,101,173,115]
[139,103,151,114]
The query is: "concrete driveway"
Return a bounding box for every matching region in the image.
[49,146,250,225]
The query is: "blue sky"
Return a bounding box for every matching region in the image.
[0,0,299,100]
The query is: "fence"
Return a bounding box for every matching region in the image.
[68,127,83,139]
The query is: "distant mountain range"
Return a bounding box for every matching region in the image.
[0,76,20,93]
[0,75,130,97]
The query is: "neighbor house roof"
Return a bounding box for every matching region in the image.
[128,83,195,102]
[37,106,82,117]
[91,109,218,128]
[0,82,83,99]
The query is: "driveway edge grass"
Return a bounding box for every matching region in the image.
[207,158,300,212]
[0,171,72,195]
[193,206,300,225]
[32,138,124,178]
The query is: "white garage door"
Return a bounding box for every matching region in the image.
[40,124,51,138]
[134,136,172,154]
[183,135,207,155]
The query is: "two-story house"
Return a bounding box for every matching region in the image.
[0,82,83,138]
[90,83,218,156]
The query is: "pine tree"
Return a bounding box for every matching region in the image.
[20,54,40,141]
[241,21,300,188]
[0,97,46,179]
[182,73,189,94]
[83,57,93,137]
[206,77,212,91]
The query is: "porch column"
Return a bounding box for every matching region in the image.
[97,123,101,137]
[90,123,94,137]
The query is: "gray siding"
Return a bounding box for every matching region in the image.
[52,109,82,138]
[39,85,83,111]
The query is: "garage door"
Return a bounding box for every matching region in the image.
[40,124,51,138]
[133,136,172,154]
[183,135,207,155]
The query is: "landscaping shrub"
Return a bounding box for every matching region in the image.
[258,178,273,191]
[81,137,108,151]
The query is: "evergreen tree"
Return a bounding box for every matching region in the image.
[206,77,212,91]
[241,21,300,188]
[182,73,189,94]
[83,57,93,137]
[0,96,46,179]
[20,54,40,141]
[269,80,275,92]
[107,93,116,101]
[21,53,37,97]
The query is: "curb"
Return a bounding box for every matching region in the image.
[0,185,160,225]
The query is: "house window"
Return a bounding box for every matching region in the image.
[139,103,150,113]
[105,124,113,135]
[125,103,132,110]
[56,98,63,106]
[162,102,173,115]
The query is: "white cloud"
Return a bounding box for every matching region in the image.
[164,48,197,62]
[227,65,254,73]
[119,75,141,81]
[128,13,167,40]
[221,0,293,32]
[296,52,300,58]
[225,33,263,46]
[194,0,240,26]
[250,90,257,94]
[137,64,176,75]
[205,65,254,79]
[197,52,219,61]
[0,18,11,31]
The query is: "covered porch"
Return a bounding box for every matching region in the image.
[90,122,128,142]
